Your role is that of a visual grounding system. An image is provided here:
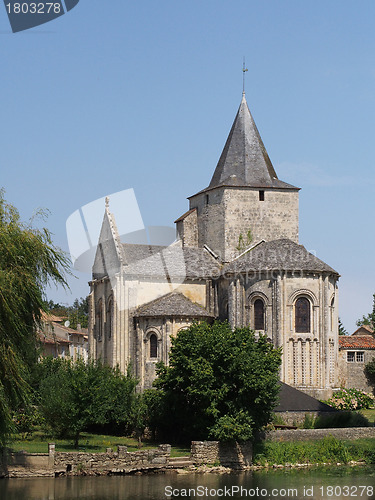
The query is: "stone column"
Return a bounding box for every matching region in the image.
[48,443,55,469]
[228,279,236,328]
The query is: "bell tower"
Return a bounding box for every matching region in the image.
[187,93,300,262]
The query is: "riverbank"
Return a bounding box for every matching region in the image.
[2,429,375,478]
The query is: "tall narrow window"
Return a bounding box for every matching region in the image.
[150,334,158,358]
[205,194,209,205]
[330,297,334,331]
[96,299,103,341]
[259,190,265,201]
[295,297,310,333]
[106,298,113,340]
[254,299,265,330]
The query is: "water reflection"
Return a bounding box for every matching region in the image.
[0,467,374,500]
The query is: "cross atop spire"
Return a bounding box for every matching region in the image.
[242,57,248,94]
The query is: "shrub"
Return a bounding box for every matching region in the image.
[314,411,370,428]
[324,388,375,411]
[302,413,316,429]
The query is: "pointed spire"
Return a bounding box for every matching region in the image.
[208,94,297,190]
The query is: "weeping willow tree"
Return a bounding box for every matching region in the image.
[0,191,70,446]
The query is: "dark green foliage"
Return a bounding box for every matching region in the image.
[314,411,370,428]
[356,293,375,330]
[254,437,375,465]
[45,297,89,329]
[302,413,316,429]
[364,358,375,387]
[154,321,282,443]
[12,405,43,439]
[253,436,362,465]
[37,357,138,447]
[0,191,69,445]
[338,318,348,335]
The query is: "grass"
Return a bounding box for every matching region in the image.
[360,408,375,425]
[253,436,375,466]
[8,430,190,457]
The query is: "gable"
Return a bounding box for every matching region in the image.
[93,211,121,279]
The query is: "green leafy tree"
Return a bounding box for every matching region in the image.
[0,191,69,446]
[356,293,375,330]
[338,318,348,336]
[154,321,282,443]
[37,357,137,447]
[45,296,89,329]
[364,358,375,389]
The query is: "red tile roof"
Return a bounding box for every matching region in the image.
[339,335,375,349]
[41,311,65,322]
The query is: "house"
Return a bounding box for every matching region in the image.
[339,326,375,392]
[39,312,89,362]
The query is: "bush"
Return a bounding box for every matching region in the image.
[364,359,375,387]
[253,436,351,465]
[154,321,282,443]
[324,388,375,410]
[314,411,370,428]
[37,357,138,447]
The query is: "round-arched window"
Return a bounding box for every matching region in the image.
[150,334,158,358]
[295,297,310,333]
[254,299,265,330]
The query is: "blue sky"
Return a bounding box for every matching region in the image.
[1,1,374,332]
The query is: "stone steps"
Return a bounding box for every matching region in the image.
[167,456,193,467]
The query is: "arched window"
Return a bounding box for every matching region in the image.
[295,297,310,333]
[150,334,158,358]
[106,298,113,340]
[254,299,265,330]
[96,299,103,341]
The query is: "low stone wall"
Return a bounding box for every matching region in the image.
[54,444,171,474]
[265,427,375,442]
[191,441,253,468]
[0,444,171,478]
[0,451,52,478]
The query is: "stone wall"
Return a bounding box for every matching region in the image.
[54,444,171,474]
[264,427,375,442]
[189,187,299,262]
[338,348,375,393]
[0,451,51,478]
[0,444,171,478]
[190,441,253,468]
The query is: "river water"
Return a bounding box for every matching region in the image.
[0,466,374,499]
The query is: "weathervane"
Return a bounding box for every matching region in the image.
[242,57,248,94]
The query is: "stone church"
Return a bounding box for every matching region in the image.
[89,93,339,400]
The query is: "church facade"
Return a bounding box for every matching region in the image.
[89,93,340,400]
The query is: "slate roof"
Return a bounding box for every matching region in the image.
[275,382,336,412]
[190,94,299,198]
[121,243,221,279]
[339,335,375,350]
[135,292,213,318]
[224,239,338,275]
